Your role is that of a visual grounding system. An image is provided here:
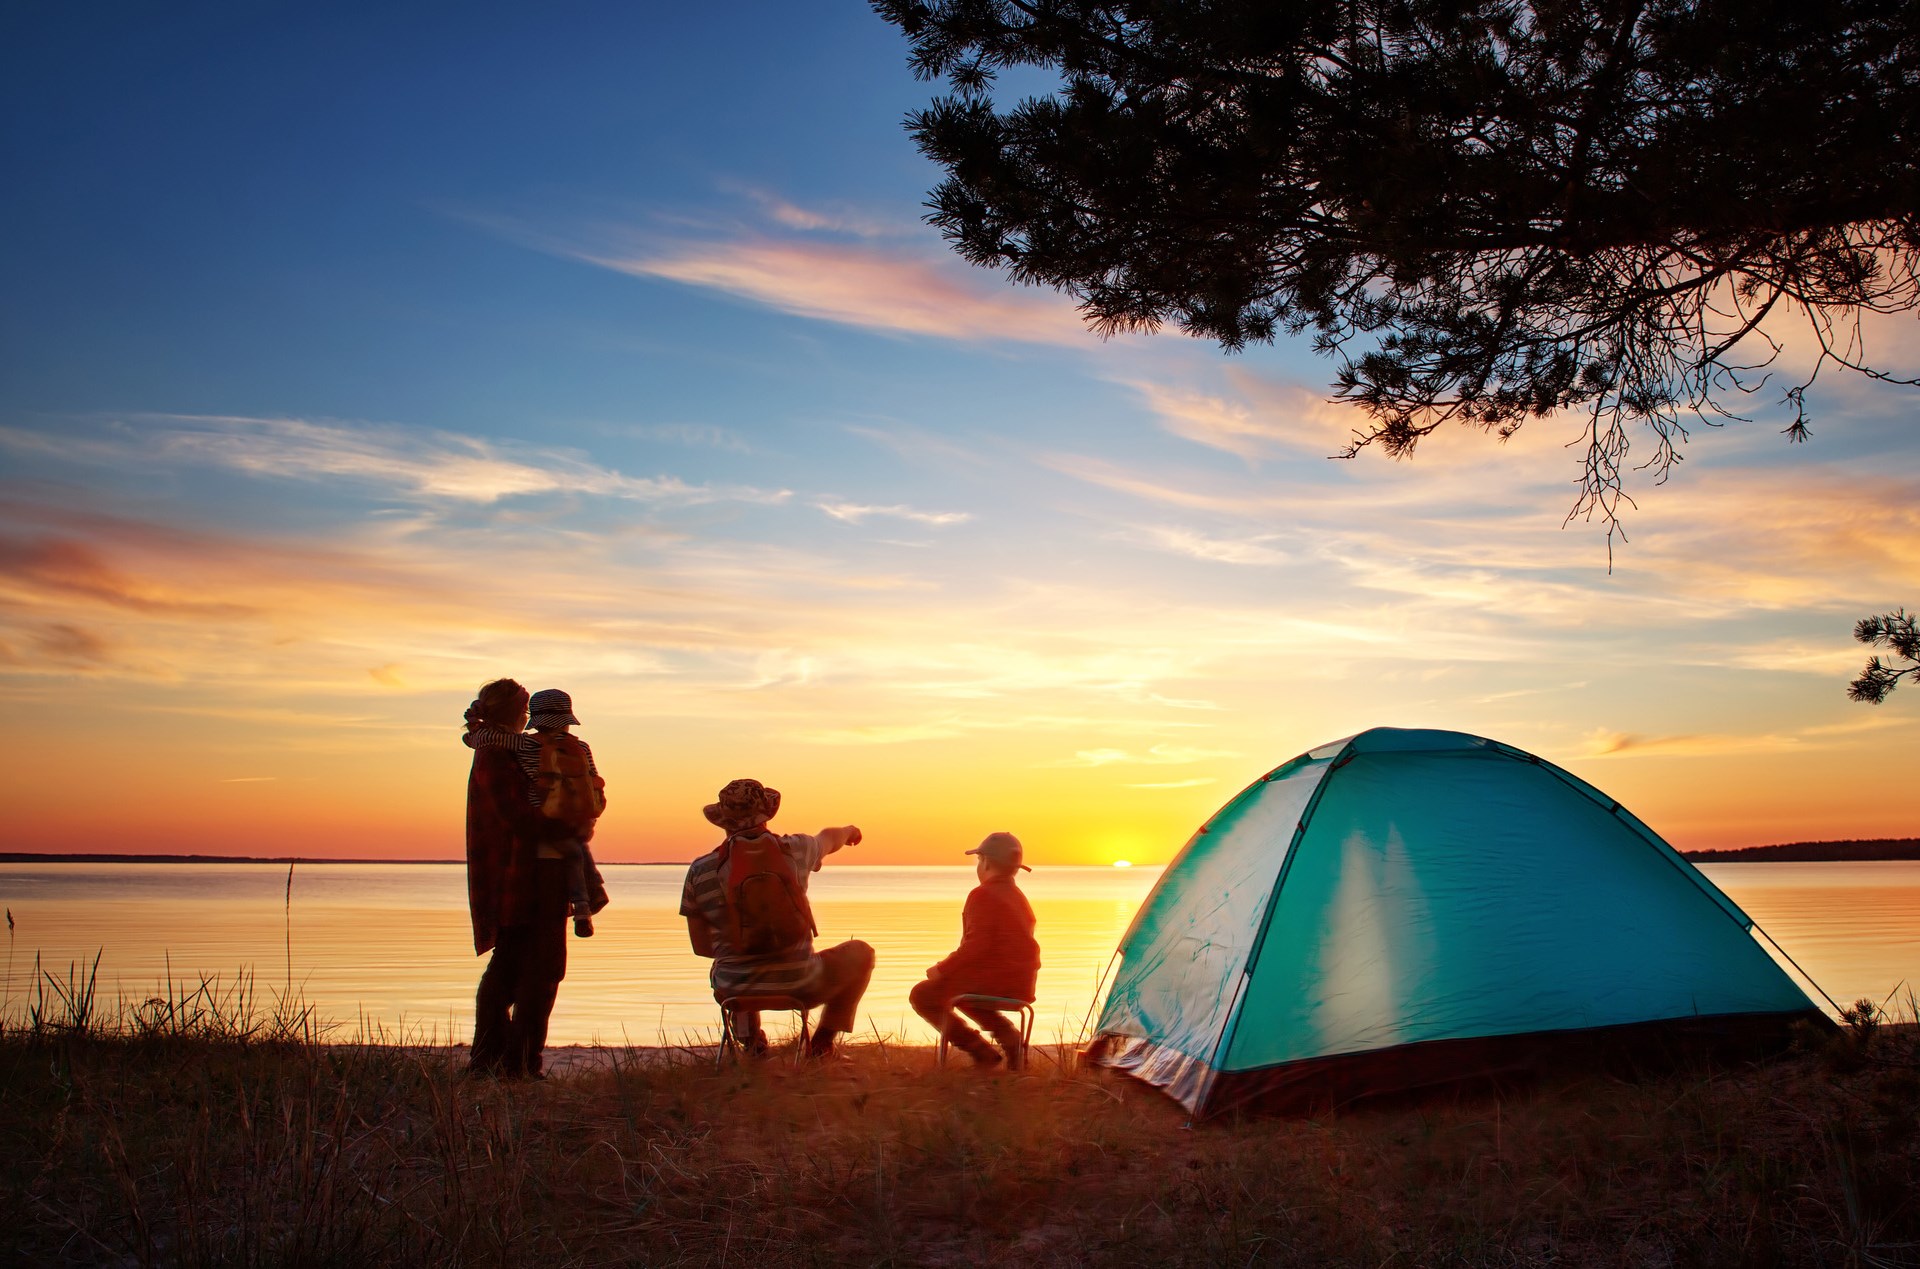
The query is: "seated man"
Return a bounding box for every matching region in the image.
[681,778,873,1060]
[910,832,1041,1069]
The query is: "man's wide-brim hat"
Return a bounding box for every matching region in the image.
[705,778,781,831]
[967,830,1030,871]
[528,687,579,728]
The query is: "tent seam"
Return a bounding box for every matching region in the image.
[1491,740,1761,934]
[1491,739,1832,1011]
[1201,739,1354,1112]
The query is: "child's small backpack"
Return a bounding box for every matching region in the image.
[535,733,606,831]
[720,830,816,956]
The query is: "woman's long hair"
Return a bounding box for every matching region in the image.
[467,677,529,730]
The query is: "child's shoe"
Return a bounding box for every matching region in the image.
[572,903,594,938]
[986,1019,1025,1071]
[948,1027,1003,1069]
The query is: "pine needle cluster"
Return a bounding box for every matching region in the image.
[1848,608,1920,704]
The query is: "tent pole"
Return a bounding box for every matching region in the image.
[1753,924,1844,1016]
[1195,745,1353,1117]
[1518,743,1803,956]
[1195,966,1254,1122]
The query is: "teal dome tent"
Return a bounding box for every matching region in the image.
[1087,728,1828,1117]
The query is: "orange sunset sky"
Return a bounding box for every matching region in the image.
[4,6,1918,866]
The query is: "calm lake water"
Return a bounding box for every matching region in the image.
[0,861,1913,1047]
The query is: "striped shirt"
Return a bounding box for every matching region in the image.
[463,727,602,811]
[680,832,826,997]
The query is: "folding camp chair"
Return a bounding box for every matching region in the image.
[936,994,1036,1069]
[716,994,812,1067]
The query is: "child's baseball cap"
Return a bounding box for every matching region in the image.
[966,831,1030,871]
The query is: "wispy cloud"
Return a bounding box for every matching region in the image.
[808,720,972,746]
[1128,525,1288,566]
[842,421,997,471]
[585,238,1094,346]
[1472,683,1588,704]
[1039,373,1920,651]
[1125,375,1367,460]
[608,422,754,453]
[0,535,258,618]
[167,416,781,506]
[1578,729,1804,759]
[815,501,972,527]
[0,497,1237,747]
[1721,639,1871,676]
[0,622,117,670]
[734,187,906,239]
[466,190,1102,348]
[1045,744,1239,769]
[1036,451,1286,515]
[805,711,1213,748]
[0,417,790,508]
[1126,381,1285,460]
[1572,713,1903,759]
[1799,713,1910,739]
[1125,777,1219,789]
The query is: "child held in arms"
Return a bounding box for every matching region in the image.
[465,687,609,937]
[909,832,1041,1069]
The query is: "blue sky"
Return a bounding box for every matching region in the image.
[4,2,1918,862]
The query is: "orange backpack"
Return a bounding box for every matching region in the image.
[535,733,606,831]
[719,830,816,956]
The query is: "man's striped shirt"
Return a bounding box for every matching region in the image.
[680,833,825,997]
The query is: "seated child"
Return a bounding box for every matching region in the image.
[463,687,609,937]
[909,832,1040,1069]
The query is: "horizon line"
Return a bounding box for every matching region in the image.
[5,838,1918,867]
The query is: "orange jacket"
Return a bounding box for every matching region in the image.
[931,875,1040,1001]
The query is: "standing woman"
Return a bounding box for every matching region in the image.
[464,678,577,1077]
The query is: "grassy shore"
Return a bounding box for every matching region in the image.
[3,976,1916,1267]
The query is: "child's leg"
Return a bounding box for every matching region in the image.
[911,977,998,1064]
[555,838,594,935]
[956,1000,1026,1069]
[577,839,604,906]
[554,839,590,909]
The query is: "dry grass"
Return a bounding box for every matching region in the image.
[3,973,1917,1267]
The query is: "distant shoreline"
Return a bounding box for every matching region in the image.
[1681,838,1920,863]
[5,838,1917,865]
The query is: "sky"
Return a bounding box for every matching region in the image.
[3,2,1917,866]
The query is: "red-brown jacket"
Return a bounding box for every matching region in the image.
[466,746,574,954]
[930,875,1040,1001]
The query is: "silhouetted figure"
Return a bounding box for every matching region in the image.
[469,688,609,937]
[910,832,1040,1069]
[463,678,579,1078]
[681,778,873,1060]
[521,688,608,937]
